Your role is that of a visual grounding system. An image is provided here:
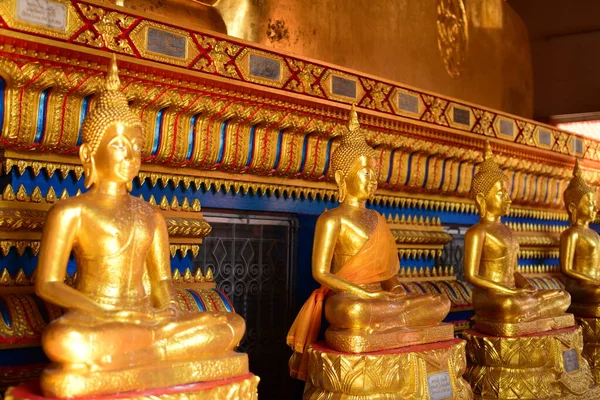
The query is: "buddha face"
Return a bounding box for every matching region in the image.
[479,179,511,217]
[80,122,143,188]
[339,155,379,202]
[572,192,597,223]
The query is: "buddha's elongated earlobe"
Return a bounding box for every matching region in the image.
[476,193,486,218]
[335,170,347,202]
[568,203,578,224]
[80,143,97,189]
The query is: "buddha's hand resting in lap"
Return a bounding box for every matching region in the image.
[367,291,405,300]
[153,302,180,320]
[104,309,156,324]
[514,287,536,296]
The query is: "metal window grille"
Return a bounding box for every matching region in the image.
[193,213,300,398]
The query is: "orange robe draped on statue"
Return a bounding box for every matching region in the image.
[286,214,398,380]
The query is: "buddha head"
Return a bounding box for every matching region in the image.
[79,55,144,192]
[471,141,511,218]
[330,105,379,203]
[564,160,597,224]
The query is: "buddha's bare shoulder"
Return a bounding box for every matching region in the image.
[465,222,487,237]
[316,207,344,227]
[46,195,87,217]
[561,226,578,239]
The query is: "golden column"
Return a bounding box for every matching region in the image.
[286,105,472,399]
[463,142,599,399]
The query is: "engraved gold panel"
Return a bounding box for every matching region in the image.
[129,21,199,66]
[0,0,83,39]
[437,0,468,78]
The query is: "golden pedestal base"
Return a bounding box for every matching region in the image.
[577,317,600,384]
[325,322,455,353]
[5,374,259,400]
[473,314,574,337]
[465,326,600,400]
[41,351,250,398]
[303,339,473,399]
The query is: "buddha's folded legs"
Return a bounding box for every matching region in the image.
[473,288,570,323]
[534,289,571,317]
[324,292,450,331]
[43,311,245,369]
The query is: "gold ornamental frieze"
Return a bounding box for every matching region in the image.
[0,43,594,212]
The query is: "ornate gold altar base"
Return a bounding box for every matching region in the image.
[5,373,259,400]
[41,351,250,398]
[578,317,600,384]
[464,326,600,400]
[302,339,472,400]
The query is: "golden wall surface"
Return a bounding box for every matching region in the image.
[219,0,535,118]
[126,0,533,118]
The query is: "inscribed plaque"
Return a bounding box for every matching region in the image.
[249,54,281,81]
[16,0,66,31]
[399,92,419,114]
[563,349,579,372]
[499,119,514,137]
[538,129,552,146]
[146,28,187,59]
[331,75,356,98]
[453,107,470,126]
[427,371,453,400]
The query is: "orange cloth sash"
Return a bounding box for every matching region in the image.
[286,213,399,380]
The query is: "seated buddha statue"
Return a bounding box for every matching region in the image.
[34,56,247,398]
[464,141,571,336]
[560,160,600,317]
[287,105,452,380]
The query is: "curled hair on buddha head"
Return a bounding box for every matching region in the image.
[79,54,143,190]
[471,140,509,216]
[330,104,378,202]
[564,159,595,223]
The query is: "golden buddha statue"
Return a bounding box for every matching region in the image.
[34,56,251,398]
[287,105,453,380]
[464,141,572,336]
[560,160,600,317]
